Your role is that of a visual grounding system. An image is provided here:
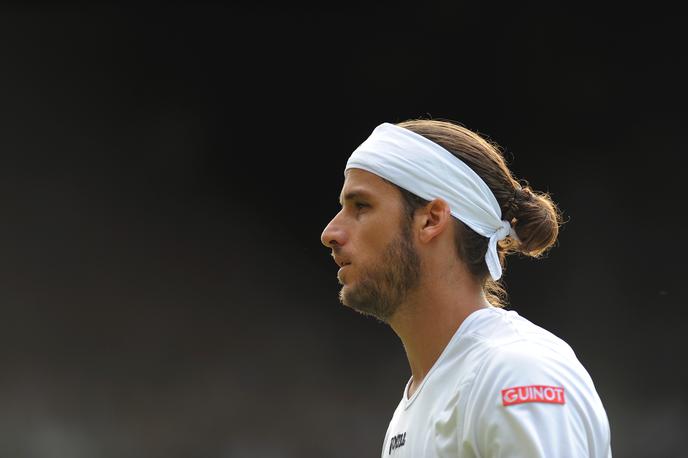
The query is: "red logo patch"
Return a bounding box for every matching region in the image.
[501,385,565,406]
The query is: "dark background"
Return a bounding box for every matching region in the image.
[0,3,685,457]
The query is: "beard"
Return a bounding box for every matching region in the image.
[339,224,421,322]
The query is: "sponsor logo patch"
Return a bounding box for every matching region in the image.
[501,385,565,406]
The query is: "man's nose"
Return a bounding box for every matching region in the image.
[321,212,348,248]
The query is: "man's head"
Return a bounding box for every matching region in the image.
[322,119,562,318]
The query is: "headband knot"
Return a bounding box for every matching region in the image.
[495,220,512,241]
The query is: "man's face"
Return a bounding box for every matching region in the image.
[320,169,421,322]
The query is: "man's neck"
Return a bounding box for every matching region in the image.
[388,274,489,399]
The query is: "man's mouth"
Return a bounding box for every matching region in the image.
[332,254,351,268]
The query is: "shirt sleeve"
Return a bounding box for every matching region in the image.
[461,343,611,458]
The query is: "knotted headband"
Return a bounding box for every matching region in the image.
[345,122,518,281]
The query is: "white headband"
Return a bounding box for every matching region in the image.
[345,122,518,281]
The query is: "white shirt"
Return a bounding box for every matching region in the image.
[381,307,611,457]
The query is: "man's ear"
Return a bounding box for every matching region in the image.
[417,198,451,244]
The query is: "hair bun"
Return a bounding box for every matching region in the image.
[511,186,561,257]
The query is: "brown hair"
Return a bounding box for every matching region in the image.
[395,118,562,307]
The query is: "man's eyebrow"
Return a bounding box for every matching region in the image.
[339,190,372,205]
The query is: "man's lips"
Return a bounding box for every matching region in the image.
[332,254,351,268]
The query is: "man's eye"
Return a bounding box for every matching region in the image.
[356,203,369,210]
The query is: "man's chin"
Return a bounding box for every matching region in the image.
[339,283,362,304]
[338,285,352,307]
[339,287,390,322]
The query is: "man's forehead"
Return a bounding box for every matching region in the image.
[340,169,396,201]
[343,168,388,187]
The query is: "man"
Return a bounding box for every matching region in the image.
[320,120,611,457]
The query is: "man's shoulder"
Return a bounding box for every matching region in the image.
[462,314,596,408]
[456,312,611,457]
[453,308,584,388]
[479,338,578,379]
[463,307,574,355]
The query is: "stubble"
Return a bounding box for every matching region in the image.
[339,224,421,322]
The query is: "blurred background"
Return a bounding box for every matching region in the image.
[0,3,685,457]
